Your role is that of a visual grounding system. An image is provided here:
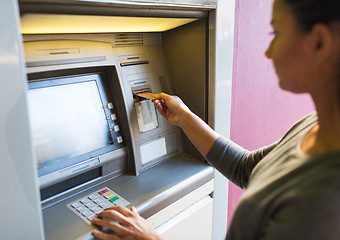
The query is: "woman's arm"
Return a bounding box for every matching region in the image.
[153,93,219,157]
[206,136,278,188]
[153,93,279,188]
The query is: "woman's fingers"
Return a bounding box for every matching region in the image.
[92,229,117,240]
[104,206,134,217]
[153,99,167,113]
[92,216,126,235]
[131,206,139,215]
[96,208,132,227]
[92,205,162,240]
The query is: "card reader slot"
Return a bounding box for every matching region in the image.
[132,86,153,103]
[131,83,152,97]
[133,88,151,94]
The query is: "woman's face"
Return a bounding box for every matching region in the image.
[266,0,315,93]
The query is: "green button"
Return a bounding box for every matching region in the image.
[109,196,119,203]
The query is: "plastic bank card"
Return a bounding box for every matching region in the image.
[134,92,156,100]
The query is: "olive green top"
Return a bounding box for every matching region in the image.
[206,113,340,240]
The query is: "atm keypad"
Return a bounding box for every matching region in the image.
[67,187,130,225]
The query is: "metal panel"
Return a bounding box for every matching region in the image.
[208,0,236,239]
[162,18,207,160]
[156,195,213,240]
[0,0,44,239]
[149,180,214,229]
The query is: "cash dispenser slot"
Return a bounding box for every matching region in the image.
[26,56,107,68]
[119,54,149,67]
[120,60,149,67]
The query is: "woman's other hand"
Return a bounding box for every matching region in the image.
[92,206,162,240]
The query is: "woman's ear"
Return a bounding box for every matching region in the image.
[309,23,336,63]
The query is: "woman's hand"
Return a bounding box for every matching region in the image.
[153,92,219,156]
[152,92,192,127]
[92,206,162,240]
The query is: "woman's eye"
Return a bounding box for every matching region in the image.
[269,30,278,36]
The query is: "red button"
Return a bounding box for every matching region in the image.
[99,189,109,195]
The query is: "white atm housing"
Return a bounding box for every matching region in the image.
[0,0,235,239]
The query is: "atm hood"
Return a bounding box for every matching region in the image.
[21,14,198,34]
[19,0,216,34]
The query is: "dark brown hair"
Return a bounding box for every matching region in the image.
[283,0,340,32]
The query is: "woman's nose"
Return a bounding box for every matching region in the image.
[265,41,273,59]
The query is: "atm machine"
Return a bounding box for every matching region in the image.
[0,0,235,239]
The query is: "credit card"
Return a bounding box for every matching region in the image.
[134,92,156,100]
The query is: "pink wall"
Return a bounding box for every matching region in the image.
[228,0,315,225]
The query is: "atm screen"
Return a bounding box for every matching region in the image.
[27,73,115,178]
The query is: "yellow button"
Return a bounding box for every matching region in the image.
[104,193,114,199]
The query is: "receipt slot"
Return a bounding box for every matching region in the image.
[135,99,159,132]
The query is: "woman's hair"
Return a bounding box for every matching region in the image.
[283,0,340,32]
